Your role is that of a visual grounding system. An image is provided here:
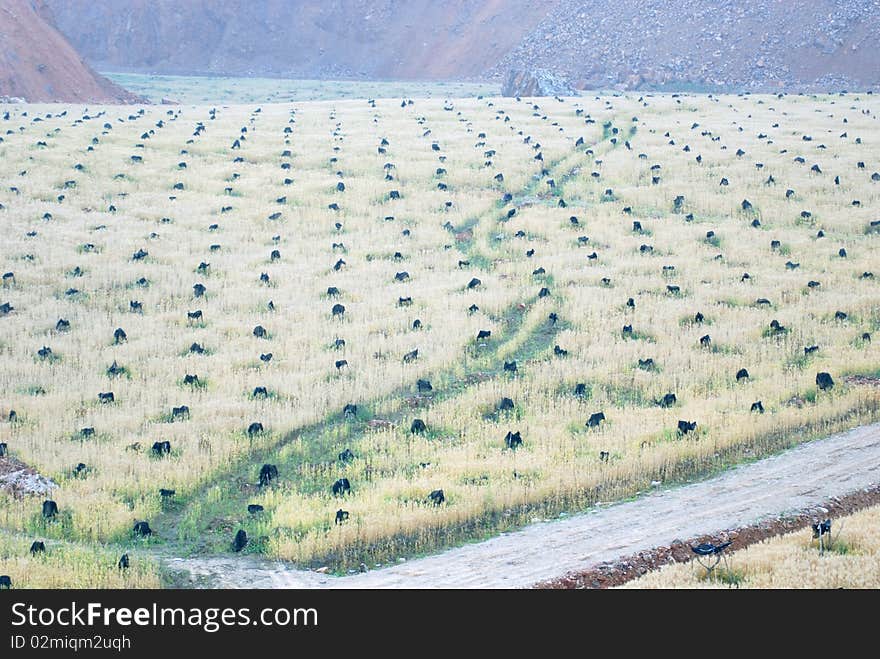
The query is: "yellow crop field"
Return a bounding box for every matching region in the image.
[623,503,880,589]
[0,90,878,585]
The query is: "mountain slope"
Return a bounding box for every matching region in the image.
[43,0,557,80]
[42,0,880,91]
[490,0,880,91]
[0,0,143,102]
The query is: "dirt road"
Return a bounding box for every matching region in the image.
[166,421,880,588]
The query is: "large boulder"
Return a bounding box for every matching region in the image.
[502,68,576,97]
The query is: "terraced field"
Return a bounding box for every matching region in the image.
[0,91,878,586]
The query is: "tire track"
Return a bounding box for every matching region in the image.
[157,105,617,553]
[165,421,880,588]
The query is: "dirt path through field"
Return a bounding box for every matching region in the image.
[165,421,880,588]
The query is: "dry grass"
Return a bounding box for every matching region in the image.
[623,503,880,589]
[0,90,878,582]
[0,531,159,588]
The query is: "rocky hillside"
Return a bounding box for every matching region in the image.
[43,0,880,92]
[490,0,880,92]
[0,0,143,102]
[43,0,555,80]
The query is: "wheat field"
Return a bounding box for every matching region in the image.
[0,90,878,585]
[623,503,880,589]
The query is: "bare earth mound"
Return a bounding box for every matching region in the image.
[0,455,57,498]
[0,0,144,102]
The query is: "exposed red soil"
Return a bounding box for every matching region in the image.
[0,0,144,102]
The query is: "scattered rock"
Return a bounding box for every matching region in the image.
[0,456,58,498]
[502,68,576,97]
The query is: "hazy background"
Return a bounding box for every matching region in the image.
[2,0,879,101]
